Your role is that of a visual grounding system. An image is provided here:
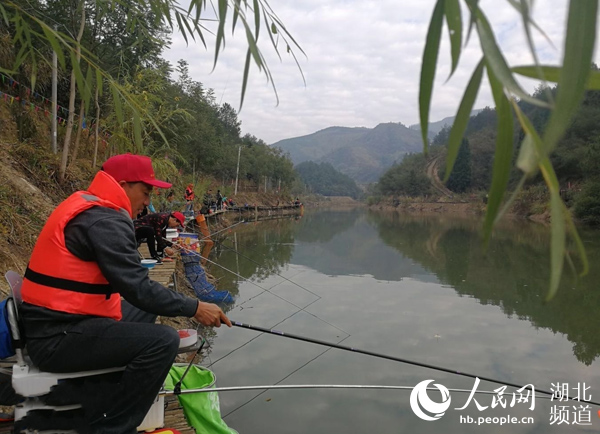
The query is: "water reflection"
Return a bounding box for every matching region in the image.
[368,211,600,366]
[211,209,600,366]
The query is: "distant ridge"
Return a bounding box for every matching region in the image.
[273,111,482,184]
[409,109,483,139]
[272,123,422,183]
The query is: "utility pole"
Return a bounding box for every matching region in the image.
[51,25,58,154]
[234,145,241,195]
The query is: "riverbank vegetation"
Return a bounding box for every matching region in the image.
[373,83,600,224]
[0,0,308,280]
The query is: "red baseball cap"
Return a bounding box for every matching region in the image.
[172,212,185,226]
[102,154,172,188]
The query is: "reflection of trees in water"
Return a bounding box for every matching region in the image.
[294,210,360,243]
[207,219,297,293]
[369,211,600,366]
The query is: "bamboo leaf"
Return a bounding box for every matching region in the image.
[419,0,445,153]
[512,99,545,177]
[40,25,66,69]
[243,20,262,69]
[70,51,85,105]
[253,0,260,39]
[181,16,196,43]
[476,9,548,107]
[547,190,565,301]
[482,64,514,244]
[240,49,252,108]
[213,0,228,69]
[444,58,484,182]
[133,112,143,150]
[175,13,189,45]
[0,4,8,26]
[232,0,241,31]
[444,0,462,78]
[464,0,479,44]
[516,134,538,175]
[513,65,600,90]
[111,83,124,125]
[96,71,103,98]
[264,10,281,61]
[543,0,598,154]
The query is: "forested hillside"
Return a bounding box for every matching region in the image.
[0,1,296,196]
[376,82,600,224]
[295,161,362,199]
[273,122,423,183]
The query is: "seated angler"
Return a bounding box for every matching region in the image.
[134,211,185,263]
[19,154,231,434]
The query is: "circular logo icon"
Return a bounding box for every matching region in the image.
[410,379,452,421]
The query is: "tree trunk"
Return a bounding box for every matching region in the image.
[59,2,86,181]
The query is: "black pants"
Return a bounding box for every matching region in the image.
[135,225,159,258]
[25,302,178,434]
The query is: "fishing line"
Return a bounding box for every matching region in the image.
[231,321,600,407]
[194,220,244,241]
[170,239,350,336]
[206,297,324,368]
[222,336,349,418]
[205,236,322,299]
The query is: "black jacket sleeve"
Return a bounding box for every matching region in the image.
[64,207,198,318]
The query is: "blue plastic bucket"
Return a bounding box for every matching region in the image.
[179,232,200,256]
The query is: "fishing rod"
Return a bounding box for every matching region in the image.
[169,239,349,336]
[231,320,600,407]
[160,384,553,399]
[182,219,244,242]
[196,220,244,241]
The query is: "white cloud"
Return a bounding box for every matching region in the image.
[164,0,600,144]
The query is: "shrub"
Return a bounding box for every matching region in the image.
[573,181,600,225]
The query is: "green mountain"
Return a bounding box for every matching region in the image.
[408,109,483,139]
[272,123,423,183]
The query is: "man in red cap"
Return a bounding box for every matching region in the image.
[134,211,185,263]
[20,154,231,434]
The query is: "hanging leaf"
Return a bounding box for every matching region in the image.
[482,65,514,244]
[419,0,445,153]
[444,0,462,78]
[513,65,600,89]
[476,8,548,107]
[41,25,66,69]
[463,0,480,44]
[547,190,566,301]
[70,51,86,106]
[542,0,598,154]
[213,0,229,69]
[444,58,484,182]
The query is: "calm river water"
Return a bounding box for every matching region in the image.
[204,208,600,434]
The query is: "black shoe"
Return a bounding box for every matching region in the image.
[152,256,163,265]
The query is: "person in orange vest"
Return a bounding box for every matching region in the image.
[20,154,231,434]
[184,183,195,214]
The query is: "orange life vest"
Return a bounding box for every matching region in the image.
[21,171,133,320]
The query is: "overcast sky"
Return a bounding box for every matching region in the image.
[163,0,599,145]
